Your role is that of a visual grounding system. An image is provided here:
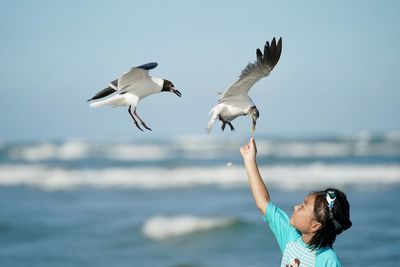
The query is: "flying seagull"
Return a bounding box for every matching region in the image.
[87,62,181,131]
[207,37,282,135]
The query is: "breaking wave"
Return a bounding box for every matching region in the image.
[142,215,235,240]
[5,133,400,163]
[0,164,399,190]
[8,141,169,162]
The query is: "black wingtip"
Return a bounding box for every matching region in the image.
[260,37,283,68]
[136,62,158,70]
[87,87,117,102]
[256,48,263,62]
[274,37,283,65]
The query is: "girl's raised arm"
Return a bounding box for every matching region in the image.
[240,137,270,216]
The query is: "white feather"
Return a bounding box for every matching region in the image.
[90,93,139,108]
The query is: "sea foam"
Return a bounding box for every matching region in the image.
[142,215,234,240]
[0,164,399,191]
[9,141,89,161]
[6,135,400,163]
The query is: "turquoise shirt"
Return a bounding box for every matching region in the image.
[264,203,341,267]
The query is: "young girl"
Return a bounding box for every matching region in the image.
[240,138,352,267]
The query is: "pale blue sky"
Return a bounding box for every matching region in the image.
[1,0,399,141]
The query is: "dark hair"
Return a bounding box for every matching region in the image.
[308,188,352,250]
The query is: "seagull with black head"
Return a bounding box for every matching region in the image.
[207,38,282,135]
[88,62,181,131]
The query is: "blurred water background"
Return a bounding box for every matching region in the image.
[1,132,399,267]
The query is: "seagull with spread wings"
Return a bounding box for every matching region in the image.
[87,62,181,131]
[207,37,282,135]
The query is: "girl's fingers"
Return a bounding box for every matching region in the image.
[240,144,250,153]
[250,137,255,146]
[249,138,257,154]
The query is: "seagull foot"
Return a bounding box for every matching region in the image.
[142,123,152,131]
[134,122,144,131]
[221,120,235,132]
[227,122,235,131]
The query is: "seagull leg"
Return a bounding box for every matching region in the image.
[221,122,226,131]
[134,108,152,131]
[219,115,234,132]
[219,115,226,131]
[128,106,143,131]
[227,122,235,131]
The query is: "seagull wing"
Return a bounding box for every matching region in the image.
[219,38,282,101]
[117,62,158,92]
[87,86,116,102]
[87,79,119,102]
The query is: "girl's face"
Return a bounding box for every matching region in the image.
[290,194,320,234]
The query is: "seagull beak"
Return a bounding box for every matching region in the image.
[172,87,182,97]
[250,114,258,135]
[252,118,257,132]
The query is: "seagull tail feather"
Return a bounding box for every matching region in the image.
[207,106,220,133]
[89,94,126,108]
[89,101,107,108]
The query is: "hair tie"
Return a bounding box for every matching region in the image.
[326,191,341,230]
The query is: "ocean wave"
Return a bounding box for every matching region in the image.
[142,215,235,240]
[256,140,400,158]
[5,137,399,163]
[9,141,90,161]
[8,141,170,162]
[256,141,351,157]
[0,164,399,190]
[384,131,400,142]
[104,143,170,161]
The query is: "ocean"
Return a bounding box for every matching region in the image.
[0,133,399,267]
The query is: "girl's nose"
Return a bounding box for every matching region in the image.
[293,205,299,212]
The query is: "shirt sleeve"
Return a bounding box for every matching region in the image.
[264,202,300,253]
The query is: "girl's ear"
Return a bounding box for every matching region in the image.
[310,219,321,233]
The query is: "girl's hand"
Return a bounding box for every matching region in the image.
[240,137,257,162]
